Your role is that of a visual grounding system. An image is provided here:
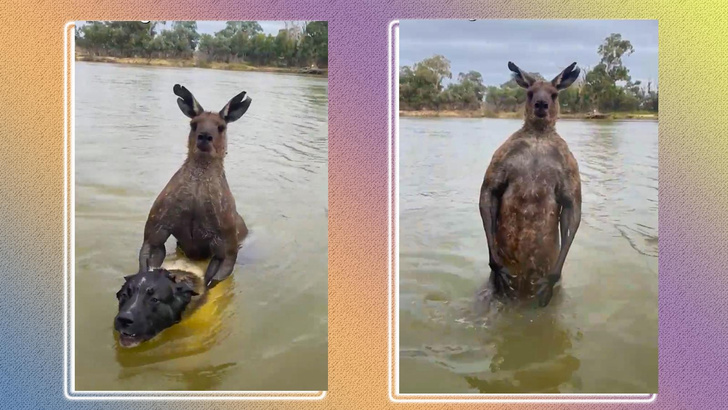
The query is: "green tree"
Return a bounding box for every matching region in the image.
[598,33,635,83]
[221,21,263,37]
[300,21,328,68]
[75,20,328,70]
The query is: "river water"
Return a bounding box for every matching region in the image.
[74,62,328,391]
[398,117,658,394]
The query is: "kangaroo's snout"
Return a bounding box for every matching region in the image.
[534,99,549,117]
[197,132,213,142]
[196,131,214,151]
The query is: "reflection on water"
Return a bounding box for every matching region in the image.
[74,62,328,391]
[399,117,658,394]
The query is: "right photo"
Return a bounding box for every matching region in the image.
[397,20,658,394]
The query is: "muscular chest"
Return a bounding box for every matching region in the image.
[162,178,227,234]
[502,139,566,198]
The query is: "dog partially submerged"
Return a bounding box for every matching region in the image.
[114,258,206,348]
[479,62,582,307]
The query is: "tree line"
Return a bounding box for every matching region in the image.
[400,34,658,114]
[75,21,328,68]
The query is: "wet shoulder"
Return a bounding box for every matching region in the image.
[550,133,580,172]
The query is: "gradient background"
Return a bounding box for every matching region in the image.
[0,0,726,408]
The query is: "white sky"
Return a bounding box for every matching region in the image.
[399,19,659,88]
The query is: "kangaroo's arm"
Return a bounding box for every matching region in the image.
[479,179,503,269]
[203,187,240,288]
[203,239,239,288]
[138,172,183,272]
[479,147,509,269]
[479,147,515,294]
[537,151,582,306]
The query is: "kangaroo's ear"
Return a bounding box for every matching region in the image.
[173,84,204,118]
[551,62,580,90]
[508,61,536,89]
[219,91,252,123]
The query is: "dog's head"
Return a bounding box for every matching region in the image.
[114,269,198,348]
[173,84,252,160]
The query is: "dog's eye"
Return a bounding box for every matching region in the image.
[218,125,226,133]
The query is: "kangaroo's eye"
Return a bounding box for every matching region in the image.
[150,297,159,304]
[551,93,558,100]
[527,91,533,99]
[190,122,197,131]
[218,125,226,133]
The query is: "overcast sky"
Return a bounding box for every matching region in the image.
[398,19,658,88]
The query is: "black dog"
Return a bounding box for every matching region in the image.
[114,261,204,348]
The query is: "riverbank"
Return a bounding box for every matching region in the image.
[399,109,658,120]
[75,54,328,76]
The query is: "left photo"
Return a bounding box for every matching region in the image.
[71,21,328,392]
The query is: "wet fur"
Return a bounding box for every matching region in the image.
[479,62,582,307]
[138,85,252,288]
[114,259,207,348]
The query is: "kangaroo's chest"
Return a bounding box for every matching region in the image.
[503,139,566,192]
[167,179,225,240]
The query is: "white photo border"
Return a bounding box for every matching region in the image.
[63,21,327,401]
[386,19,656,403]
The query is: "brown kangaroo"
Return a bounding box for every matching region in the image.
[138,84,252,288]
[479,62,582,307]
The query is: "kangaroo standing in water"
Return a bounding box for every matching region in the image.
[138,84,252,288]
[479,62,582,307]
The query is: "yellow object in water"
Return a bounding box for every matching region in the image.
[114,252,237,369]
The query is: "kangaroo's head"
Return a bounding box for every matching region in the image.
[507,62,580,128]
[173,84,252,160]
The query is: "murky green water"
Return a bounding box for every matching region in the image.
[74,62,327,391]
[398,117,657,394]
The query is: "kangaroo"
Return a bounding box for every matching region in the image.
[479,62,582,307]
[137,84,252,288]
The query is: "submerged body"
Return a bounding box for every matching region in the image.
[488,130,579,297]
[144,158,248,262]
[480,62,582,307]
[138,85,252,287]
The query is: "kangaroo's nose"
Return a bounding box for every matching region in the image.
[198,133,213,142]
[115,313,134,328]
[535,100,549,110]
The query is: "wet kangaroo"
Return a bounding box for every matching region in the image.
[138,84,252,288]
[479,62,582,307]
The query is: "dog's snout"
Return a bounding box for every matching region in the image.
[116,313,134,328]
[197,133,213,142]
[534,100,549,110]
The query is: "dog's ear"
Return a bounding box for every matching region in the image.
[551,62,580,90]
[174,280,199,304]
[508,61,536,89]
[219,91,252,123]
[173,84,205,118]
[159,269,176,283]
